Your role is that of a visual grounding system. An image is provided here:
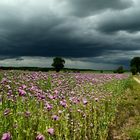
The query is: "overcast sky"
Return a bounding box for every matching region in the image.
[0,0,140,69]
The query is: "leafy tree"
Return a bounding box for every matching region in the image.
[52,57,65,72]
[114,66,124,74]
[131,66,137,75]
[100,70,103,73]
[130,57,140,75]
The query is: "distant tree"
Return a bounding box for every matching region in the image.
[114,66,124,74]
[130,57,140,75]
[52,57,65,72]
[100,70,103,73]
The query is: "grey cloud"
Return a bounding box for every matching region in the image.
[16,57,24,61]
[67,0,133,17]
[0,0,139,69]
[97,9,140,33]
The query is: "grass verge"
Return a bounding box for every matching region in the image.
[107,77,140,140]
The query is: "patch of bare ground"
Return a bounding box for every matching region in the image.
[107,78,140,140]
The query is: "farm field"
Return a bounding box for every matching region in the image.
[0,71,139,140]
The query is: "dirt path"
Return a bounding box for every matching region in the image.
[133,77,140,84]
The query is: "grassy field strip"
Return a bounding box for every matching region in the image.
[108,78,140,140]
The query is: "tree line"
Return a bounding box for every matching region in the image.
[0,57,139,74]
[51,57,140,75]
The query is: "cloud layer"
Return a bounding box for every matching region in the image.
[0,0,139,69]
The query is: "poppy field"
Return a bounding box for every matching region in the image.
[0,71,129,140]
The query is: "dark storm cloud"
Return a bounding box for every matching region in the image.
[68,0,133,17]
[97,9,140,33]
[0,0,139,69]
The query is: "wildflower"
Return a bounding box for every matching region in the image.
[95,98,98,102]
[3,109,10,116]
[47,128,54,135]
[1,132,11,140]
[83,113,86,118]
[39,95,45,100]
[45,103,53,111]
[24,111,31,117]
[58,110,63,114]
[7,90,12,95]
[60,100,67,108]
[36,134,45,140]
[52,115,59,121]
[54,89,59,94]
[82,99,88,105]
[21,85,27,89]
[18,89,26,96]
[77,109,82,113]
[48,95,54,100]
[1,78,7,84]
[6,85,11,89]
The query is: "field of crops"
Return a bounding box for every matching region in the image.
[0,71,129,140]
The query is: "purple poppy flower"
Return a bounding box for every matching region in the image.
[60,100,67,108]
[1,132,11,140]
[21,85,27,89]
[52,115,59,121]
[36,134,45,140]
[48,95,54,100]
[54,89,59,94]
[44,103,53,111]
[39,94,45,100]
[18,89,26,96]
[47,128,54,135]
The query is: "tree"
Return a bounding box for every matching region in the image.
[100,70,103,73]
[114,66,124,74]
[131,66,137,75]
[130,57,140,75]
[52,57,65,72]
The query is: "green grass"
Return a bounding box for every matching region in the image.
[108,77,140,140]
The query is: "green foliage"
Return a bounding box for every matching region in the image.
[52,57,65,72]
[130,57,140,75]
[131,66,137,75]
[114,66,124,74]
[100,70,103,73]
[129,128,140,140]
[37,76,52,91]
